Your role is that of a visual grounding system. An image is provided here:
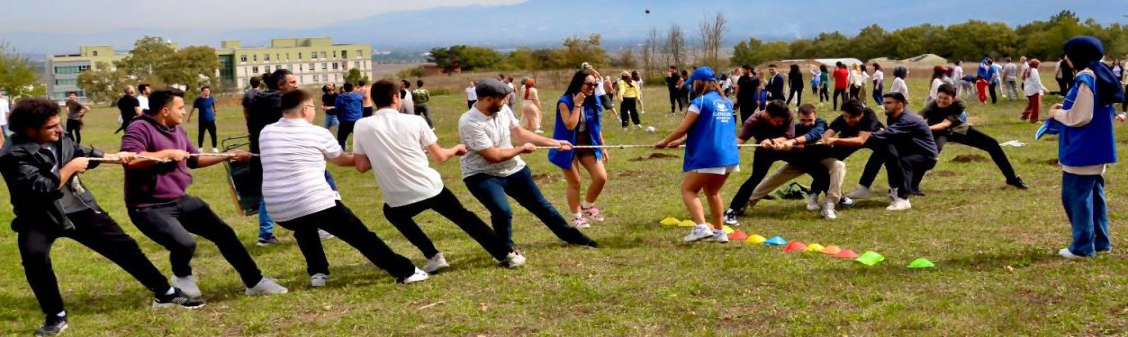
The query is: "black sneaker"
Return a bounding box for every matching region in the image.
[1006,177,1030,190]
[838,197,857,208]
[153,289,206,309]
[256,236,281,247]
[35,315,67,336]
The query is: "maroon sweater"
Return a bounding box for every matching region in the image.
[120,115,200,208]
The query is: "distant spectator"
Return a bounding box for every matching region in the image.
[1021,59,1047,123]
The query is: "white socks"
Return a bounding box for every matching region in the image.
[164,287,176,295]
[581,201,594,209]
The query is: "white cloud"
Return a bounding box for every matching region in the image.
[0,0,527,33]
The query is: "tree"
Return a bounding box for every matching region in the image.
[77,61,130,103]
[555,34,608,69]
[613,49,637,69]
[115,36,176,86]
[158,46,220,95]
[640,28,661,79]
[698,12,727,70]
[345,68,369,84]
[664,25,687,69]
[427,45,504,72]
[0,42,40,98]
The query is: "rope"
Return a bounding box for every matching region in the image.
[534,143,829,150]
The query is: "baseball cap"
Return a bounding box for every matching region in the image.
[687,67,717,83]
[475,79,512,98]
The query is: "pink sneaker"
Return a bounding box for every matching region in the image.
[583,205,605,222]
[571,216,591,229]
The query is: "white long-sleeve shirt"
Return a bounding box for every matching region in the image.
[1052,69,1102,175]
[1023,68,1046,96]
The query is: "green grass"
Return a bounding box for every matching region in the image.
[1,76,1127,336]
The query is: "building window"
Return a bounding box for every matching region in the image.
[253,54,258,62]
[342,50,348,59]
[299,64,303,72]
[354,61,362,69]
[252,66,259,73]
[320,51,327,59]
[286,53,290,60]
[53,66,90,74]
[240,55,247,62]
[357,50,363,58]
[92,51,98,56]
[322,63,328,70]
[310,63,316,71]
[332,62,338,70]
[264,54,270,61]
[264,65,271,73]
[298,52,302,60]
[54,79,77,86]
[332,50,337,58]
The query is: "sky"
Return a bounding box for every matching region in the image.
[1,0,1123,54]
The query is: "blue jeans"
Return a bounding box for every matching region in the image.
[1062,172,1110,256]
[872,81,884,105]
[258,198,275,239]
[463,167,596,250]
[322,114,339,130]
[1,125,8,143]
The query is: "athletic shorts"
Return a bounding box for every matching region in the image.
[692,165,740,175]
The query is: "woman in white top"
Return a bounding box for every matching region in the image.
[871,63,884,105]
[1021,59,1047,122]
[522,79,543,133]
[926,65,947,106]
[848,64,868,102]
[856,64,870,105]
[465,81,477,110]
[888,66,909,99]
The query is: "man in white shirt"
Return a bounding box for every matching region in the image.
[137,84,151,112]
[259,89,428,286]
[353,80,525,273]
[459,79,598,250]
[0,91,9,144]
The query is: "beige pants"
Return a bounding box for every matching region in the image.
[748,158,845,205]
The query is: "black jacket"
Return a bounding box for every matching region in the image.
[0,134,104,232]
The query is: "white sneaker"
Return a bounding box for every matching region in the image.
[534,129,544,134]
[683,224,714,242]
[845,186,873,199]
[571,216,591,229]
[821,202,837,220]
[1058,248,1082,259]
[245,277,288,295]
[212,148,220,153]
[886,197,911,211]
[838,197,856,208]
[501,251,526,268]
[723,209,739,226]
[310,273,328,287]
[423,252,450,273]
[402,268,429,284]
[318,230,335,240]
[805,193,821,211]
[172,275,201,298]
[704,230,729,243]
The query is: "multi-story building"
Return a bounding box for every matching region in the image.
[45,46,128,100]
[215,38,372,90]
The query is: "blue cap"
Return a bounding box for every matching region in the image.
[687,67,716,83]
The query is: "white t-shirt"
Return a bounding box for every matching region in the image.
[872,70,884,82]
[0,98,9,126]
[466,86,478,101]
[594,77,607,96]
[137,95,150,111]
[353,108,444,207]
[458,105,526,179]
[259,118,343,222]
[400,90,415,115]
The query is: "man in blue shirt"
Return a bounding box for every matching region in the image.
[987,60,1001,104]
[187,86,218,152]
[334,82,364,149]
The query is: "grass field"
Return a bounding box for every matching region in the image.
[1,75,1126,336]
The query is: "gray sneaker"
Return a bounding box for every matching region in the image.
[683,224,713,242]
[423,252,450,273]
[256,236,281,247]
[310,273,328,288]
[172,275,201,298]
[245,277,288,296]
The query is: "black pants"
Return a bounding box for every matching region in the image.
[362,107,374,118]
[729,149,788,213]
[833,88,847,110]
[988,82,998,104]
[819,85,830,102]
[66,120,82,144]
[127,195,263,287]
[467,100,476,110]
[873,142,936,198]
[620,98,641,127]
[198,120,217,149]
[934,128,1018,181]
[337,120,357,149]
[739,104,755,125]
[19,210,171,315]
[1122,85,1127,112]
[416,104,433,128]
[849,86,861,100]
[786,87,803,106]
[383,188,510,261]
[277,202,416,279]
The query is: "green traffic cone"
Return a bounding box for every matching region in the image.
[907,258,935,269]
[855,251,885,266]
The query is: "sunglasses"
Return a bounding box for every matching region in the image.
[582,82,598,87]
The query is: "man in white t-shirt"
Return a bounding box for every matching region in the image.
[259,89,428,286]
[137,84,151,112]
[353,80,525,273]
[459,79,598,250]
[0,91,9,144]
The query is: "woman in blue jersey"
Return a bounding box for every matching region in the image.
[550,70,609,229]
[1044,36,1124,258]
[655,67,741,243]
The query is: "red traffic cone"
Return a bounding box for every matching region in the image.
[783,241,807,253]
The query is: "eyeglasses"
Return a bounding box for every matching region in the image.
[582,82,598,87]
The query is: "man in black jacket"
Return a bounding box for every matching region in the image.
[0,98,202,336]
[867,92,938,211]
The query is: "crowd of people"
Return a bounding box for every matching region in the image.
[0,35,1125,336]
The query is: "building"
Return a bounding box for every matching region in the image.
[46,46,128,100]
[215,38,372,90]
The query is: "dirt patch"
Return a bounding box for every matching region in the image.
[617,169,647,178]
[951,154,988,163]
[628,152,680,162]
[531,173,562,184]
[933,170,957,177]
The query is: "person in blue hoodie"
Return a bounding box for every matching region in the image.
[549,70,609,229]
[655,67,740,243]
[1042,36,1124,259]
[334,82,365,149]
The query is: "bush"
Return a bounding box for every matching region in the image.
[397,66,425,79]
